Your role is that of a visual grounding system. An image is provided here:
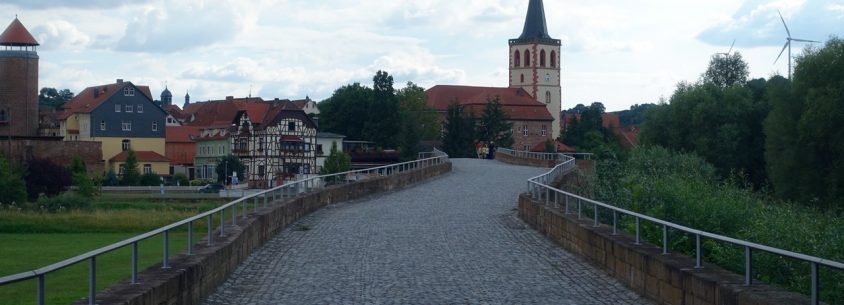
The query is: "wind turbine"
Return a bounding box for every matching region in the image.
[774,10,820,79]
[717,39,736,57]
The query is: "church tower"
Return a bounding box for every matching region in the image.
[160,85,172,106]
[509,0,562,139]
[0,17,40,137]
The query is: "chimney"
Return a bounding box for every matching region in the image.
[226,96,234,102]
[116,79,123,84]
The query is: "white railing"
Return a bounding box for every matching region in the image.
[0,149,450,305]
[496,147,592,162]
[522,149,843,305]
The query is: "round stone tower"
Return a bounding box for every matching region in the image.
[0,17,39,137]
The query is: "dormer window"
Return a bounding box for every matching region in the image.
[124,87,135,96]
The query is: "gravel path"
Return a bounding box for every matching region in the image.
[203,159,652,305]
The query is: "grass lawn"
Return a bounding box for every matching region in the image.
[0,196,227,305]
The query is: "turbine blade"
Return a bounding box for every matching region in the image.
[779,10,792,37]
[791,38,820,43]
[774,42,789,64]
[728,39,735,54]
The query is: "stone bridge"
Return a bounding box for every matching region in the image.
[201,159,651,304]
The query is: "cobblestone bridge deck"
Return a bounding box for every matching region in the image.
[203,159,652,304]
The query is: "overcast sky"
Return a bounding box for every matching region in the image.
[3,0,842,112]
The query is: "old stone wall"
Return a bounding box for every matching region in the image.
[80,161,452,305]
[518,194,810,305]
[0,138,103,174]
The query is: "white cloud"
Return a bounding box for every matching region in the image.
[32,20,90,50]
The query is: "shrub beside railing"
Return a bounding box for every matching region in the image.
[0,149,449,305]
[517,148,843,305]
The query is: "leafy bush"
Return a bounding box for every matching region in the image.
[34,193,90,212]
[172,173,189,186]
[0,154,27,205]
[139,172,161,186]
[589,146,844,303]
[25,158,72,200]
[73,173,97,198]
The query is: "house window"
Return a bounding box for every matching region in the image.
[540,50,546,67]
[520,74,524,83]
[258,138,265,151]
[522,125,529,136]
[152,122,158,131]
[287,122,295,131]
[100,121,106,131]
[137,105,143,113]
[124,87,134,96]
[115,104,121,112]
[122,121,132,131]
[126,105,133,113]
[514,50,521,67]
[303,164,311,175]
[122,139,130,151]
[119,164,125,175]
[524,145,530,151]
[551,50,557,68]
[143,164,152,174]
[316,144,323,156]
[258,165,265,176]
[545,91,551,104]
[541,125,547,136]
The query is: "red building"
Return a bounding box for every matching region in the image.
[425,85,555,151]
[165,126,201,178]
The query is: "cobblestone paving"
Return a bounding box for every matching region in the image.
[203,159,653,305]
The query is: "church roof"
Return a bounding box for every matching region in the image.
[161,86,172,98]
[510,0,560,46]
[425,85,554,121]
[0,18,39,46]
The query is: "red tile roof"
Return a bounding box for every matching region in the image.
[426,85,553,121]
[0,18,39,46]
[61,82,153,115]
[110,151,170,162]
[183,97,271,128]
[166,126,202,143]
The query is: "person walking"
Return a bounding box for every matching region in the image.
[487,142,496,159]
[476,142,484,159]
[481,144,489,160]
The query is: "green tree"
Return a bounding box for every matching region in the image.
[215,155,245,185]
[442,101,476,158]
[397,82,441,141]
[68,156,86,175]
[476,96,514,148]
[562,102,610,150]
[103,170,119,186]
[364,70,401,148]
[0,154,27,205]
[764,37,844,208]
[172,173,189,186]
[25,159,72,200]
[38,87,74,109]
[73,173,97,198]
[703,52,749,88]
[318,83,374,141]
[120,149,141,186]
[139,172,161,186]
[320,141,351,182]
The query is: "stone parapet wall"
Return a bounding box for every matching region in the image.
[0,139,103,174]
[518,194,810,305]
[78,161,452,305]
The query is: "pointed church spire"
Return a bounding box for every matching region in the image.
[511,0,560,45]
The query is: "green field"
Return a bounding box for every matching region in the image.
[0,197,227,305]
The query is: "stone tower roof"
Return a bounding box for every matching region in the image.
[0,17,39,46]
[510,0,560,46]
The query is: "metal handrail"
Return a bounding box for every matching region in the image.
[0,149,449,305]
[520,149,843,305]
[496,147,593,161]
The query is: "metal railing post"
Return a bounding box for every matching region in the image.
[163,230,170,269]
[593,203,599,227]
[220,209,225,237]
[37,274,44,305]
[635,217,641,245]
[253,196,257,214]
[232,205,237,226]
[545,188,549,205]
[565,194,570,214]
[612,211,618,235]
[207,214,213,246]
[88,256,96,305]
[187,222,193,256]
[811,262,818,305]
[745,246,752,286]
[131,242,138,284]
[577,198,582,219]
[662,225,668,254]
[695,234,702,268]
